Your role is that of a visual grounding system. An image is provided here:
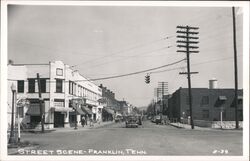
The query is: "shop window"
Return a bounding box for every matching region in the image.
[17,80,24,93]
[28,79,35,93]
[54,99,65,107]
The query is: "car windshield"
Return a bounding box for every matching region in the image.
[127,116,137,120]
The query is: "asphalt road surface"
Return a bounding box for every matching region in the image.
[12,120,243,156]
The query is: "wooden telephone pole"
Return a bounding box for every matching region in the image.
[177,25,199,129]
[232,7,239,129]
[37,73,45,132]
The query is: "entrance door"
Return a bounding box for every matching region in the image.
[54,112,64,128]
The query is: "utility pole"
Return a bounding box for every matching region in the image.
[232,7,239,129]
[37,73,44,133]
[177,25,199,129]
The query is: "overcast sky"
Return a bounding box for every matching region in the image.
[8,4,244,107]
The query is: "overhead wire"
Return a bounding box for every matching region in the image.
[82,45,173,71]
[71,35,174,68]
[8,58,186,82]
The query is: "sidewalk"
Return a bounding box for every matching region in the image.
[8,121,115,155]
[169,122,243,131]
[169,122,215,131]
[26,121,115,133]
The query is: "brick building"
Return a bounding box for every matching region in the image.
[168,88,243,122]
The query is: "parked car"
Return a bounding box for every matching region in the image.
[151,116,156,123]
[125,116,139,128]
[155,115,162,124]
[115,115,123,123]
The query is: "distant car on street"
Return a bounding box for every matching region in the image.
[115,115,123,123]
[155,115,162,125]
[151,116,156,123]
[125,116,139,128]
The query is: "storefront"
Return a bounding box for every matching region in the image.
[69,107,85,127]
[54,112,64,128]
[102,108,114,122]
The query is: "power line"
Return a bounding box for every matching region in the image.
[150,55,243,74]
[8,55,242,84]
[8,59,185,83]
[71,35,174,68]
[87,59,186,81]
[82,45,173,71]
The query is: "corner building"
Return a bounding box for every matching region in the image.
[7,61,102,129]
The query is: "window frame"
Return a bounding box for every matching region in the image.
[28,79,36,93]
[56,68,63,76]
[40,79,47,93]
[55,79,63,93]
[201,96,209,106]
[17,80,24,93]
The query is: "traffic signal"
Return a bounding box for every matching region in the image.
[145,74,150,84]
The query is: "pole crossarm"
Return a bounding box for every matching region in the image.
[177,50,199,53]
[176,31,199,34]
[177,35,199,39]
[177,40,199,44]
[177,26,199,30]
[177,45,199,49]
[179,72,199,75]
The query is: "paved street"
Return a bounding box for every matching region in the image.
[9,120,242,156]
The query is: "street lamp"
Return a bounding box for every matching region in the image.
[9,83,16,145]
[17,98,30,143]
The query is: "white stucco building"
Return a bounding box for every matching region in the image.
[7,61,103,129]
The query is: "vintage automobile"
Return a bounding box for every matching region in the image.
[115,115,123,123]
[155,115,162,124]
[125,116,139,128]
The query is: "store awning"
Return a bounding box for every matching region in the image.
[103,108,114,115]
[26,105,40,116]
[75,108,86,115]
[53,107,72,112]
[81,106,93,115]
[218,96,227,101]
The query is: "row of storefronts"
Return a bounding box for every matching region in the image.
[7,61,105,129]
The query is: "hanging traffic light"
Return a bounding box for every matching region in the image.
[145,74,150,84]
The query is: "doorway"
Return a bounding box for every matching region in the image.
[54,112,64,128]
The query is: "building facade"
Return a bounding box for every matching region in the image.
[98,84,119,121]
[7,61,102,129]
[168,88,243,122]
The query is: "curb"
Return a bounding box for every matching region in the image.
[169,123,184,129]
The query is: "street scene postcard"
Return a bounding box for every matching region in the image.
[0,1,249,161]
